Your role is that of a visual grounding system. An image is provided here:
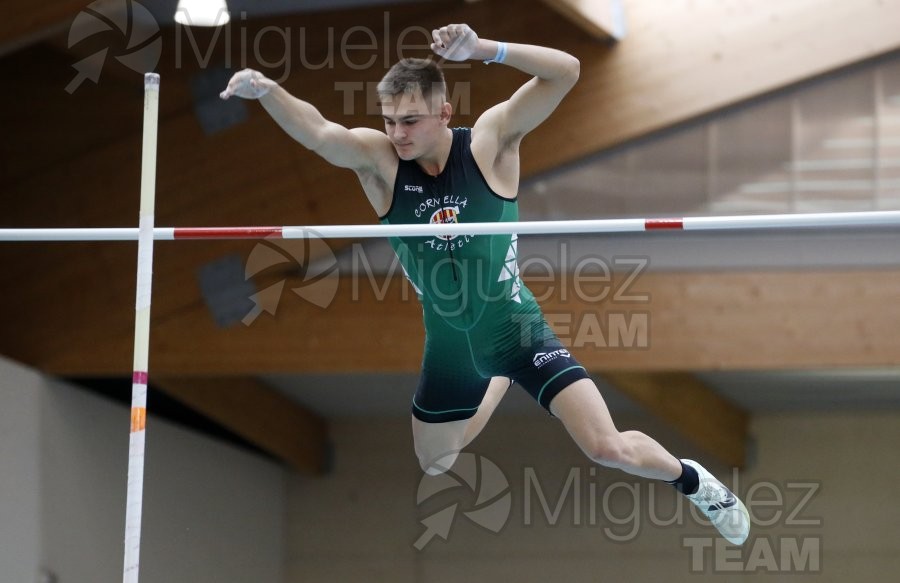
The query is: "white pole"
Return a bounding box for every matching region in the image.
[1,210,900,241]
[123,72,159,583]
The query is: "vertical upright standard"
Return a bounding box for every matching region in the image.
[123,72,159,583]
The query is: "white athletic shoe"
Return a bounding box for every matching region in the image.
[681,459,750,545]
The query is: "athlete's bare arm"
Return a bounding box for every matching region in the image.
[430,24,580,196]
[221,69,396,213]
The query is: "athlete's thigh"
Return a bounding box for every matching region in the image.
[505,319,590,412]
[548,377,621,445]
[412,314,490,424]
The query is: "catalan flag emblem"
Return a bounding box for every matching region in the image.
[430,206,460,240]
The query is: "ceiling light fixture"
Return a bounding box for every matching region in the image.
[175,0,231,27]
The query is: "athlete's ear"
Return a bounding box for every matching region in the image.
[440,101,452,124]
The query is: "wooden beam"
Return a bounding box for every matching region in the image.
[154,376,330,475]
[601,372,748,468]
[7,270,900,376]
[539,0,624,40]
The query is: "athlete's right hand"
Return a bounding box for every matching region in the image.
[220,69,277,100]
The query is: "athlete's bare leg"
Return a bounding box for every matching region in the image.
[549,378,682,481]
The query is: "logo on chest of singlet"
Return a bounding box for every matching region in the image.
[430,206,460,241]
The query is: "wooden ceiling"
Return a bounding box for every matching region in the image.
[3,0,900,473]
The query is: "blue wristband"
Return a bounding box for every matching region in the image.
[484,41,508,65]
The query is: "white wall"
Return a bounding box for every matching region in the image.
[0,355,287,583]
[0,363,42,583]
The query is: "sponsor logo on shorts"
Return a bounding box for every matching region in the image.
[532,349,571,368]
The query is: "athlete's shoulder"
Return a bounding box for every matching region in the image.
[351,127,399,183]
[350,127,396,161]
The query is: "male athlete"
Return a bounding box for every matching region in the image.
[221,23,750,544]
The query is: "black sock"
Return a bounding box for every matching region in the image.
[666,460,699,495]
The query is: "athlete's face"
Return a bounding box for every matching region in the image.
[380,89,451,160]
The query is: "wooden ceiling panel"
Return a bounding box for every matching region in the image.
[6,270,898,376]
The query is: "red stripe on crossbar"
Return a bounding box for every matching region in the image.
[173,227,284,239]
[133,371,148,385]
[644,219,684,230]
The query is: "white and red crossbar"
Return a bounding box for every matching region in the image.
[2,210,900,241]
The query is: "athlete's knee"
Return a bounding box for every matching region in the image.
[418,449,461,476]
[582,432,635,468]
[416,437,464,475]
[413,432,465,475]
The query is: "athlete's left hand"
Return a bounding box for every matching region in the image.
[431,24,479,61]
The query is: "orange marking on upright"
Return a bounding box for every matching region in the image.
[131,407,147,433]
